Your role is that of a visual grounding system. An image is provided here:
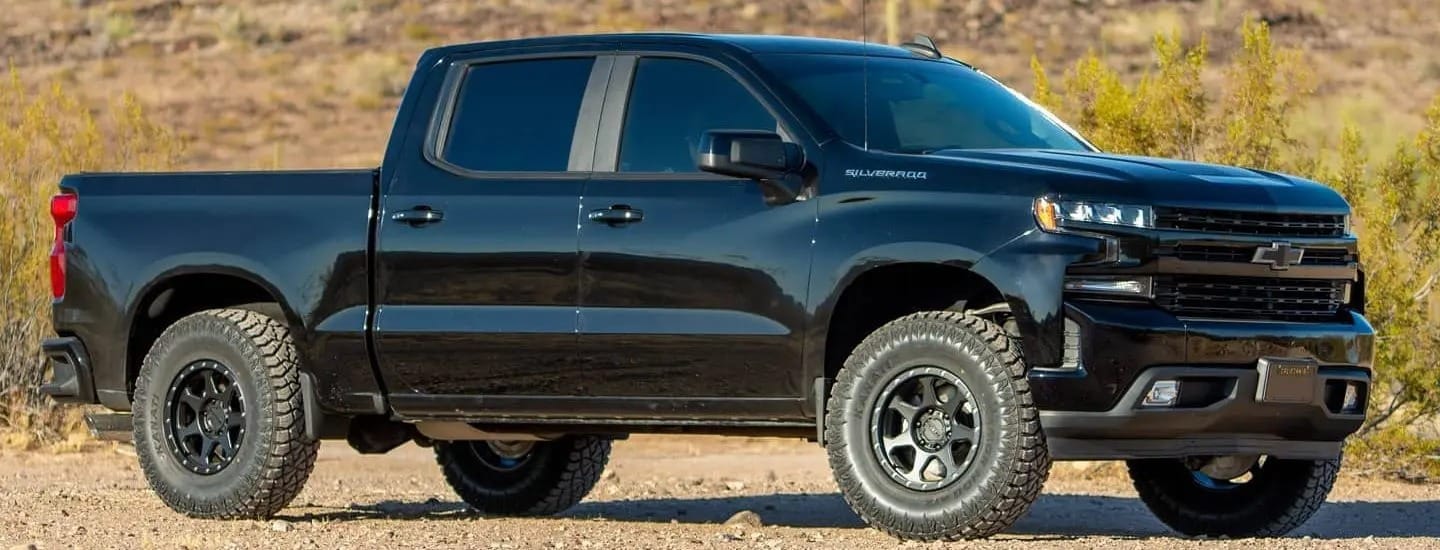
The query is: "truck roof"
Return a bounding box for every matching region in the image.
[424,32,923,60]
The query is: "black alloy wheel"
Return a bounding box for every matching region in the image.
[436,436,611,516]
[468,440,537,472]
[871,366,982,491]
[164,360,247,475]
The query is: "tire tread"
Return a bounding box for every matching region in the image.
[1128,457,1339,537]
[437,436,611,516]
[824,311,1050,541]
[134,308,318,519]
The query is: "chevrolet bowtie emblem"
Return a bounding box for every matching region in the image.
[1252,242,1304,270]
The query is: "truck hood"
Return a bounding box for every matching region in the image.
[929,149,1349,214]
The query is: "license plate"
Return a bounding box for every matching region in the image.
[1256,357,1319,404]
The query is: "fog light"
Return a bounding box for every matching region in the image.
[1143,380,1180,407]
[1342,382,1363,414]
[1063,276,1153,297]
[1058,318,1083,371]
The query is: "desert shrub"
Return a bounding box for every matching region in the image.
[1039,22,1314,171]
[0,71,181,449]
[1214,19,1313,172]
[1345,424,1440,482]
[1361,96,1440,430]
[1036,33,1209,160]
[1033,21,1440,478]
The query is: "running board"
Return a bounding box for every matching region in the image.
[85,412,133,441]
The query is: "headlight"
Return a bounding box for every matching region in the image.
[1034,197,1153,232]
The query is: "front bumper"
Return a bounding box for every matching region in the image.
[39,336,98,404]
[1033,301,1373,460]
[1042,365,1367,459]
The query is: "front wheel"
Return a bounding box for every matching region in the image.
[1128,455,1340,537]
[436,436,611,516]
[825,311,1050,541]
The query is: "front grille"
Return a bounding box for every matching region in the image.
[1164,244,1353,266]
[1153,276,1348,322]
[1154,207,1345,238]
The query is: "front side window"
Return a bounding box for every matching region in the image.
[755,53,1090,154]
[618,58,778,173]
[442,57,595,172]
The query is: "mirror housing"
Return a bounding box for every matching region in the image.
[697,130,804,203]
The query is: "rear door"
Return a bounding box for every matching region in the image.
[574,51,818,419]
[375,50,611,412]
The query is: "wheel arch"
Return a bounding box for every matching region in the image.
[806,229,1098,420]
[815,254,1009,386]
[124,266,302,400]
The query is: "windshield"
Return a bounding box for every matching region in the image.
[755,54,1091,153]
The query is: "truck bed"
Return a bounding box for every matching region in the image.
[54,169,380,412]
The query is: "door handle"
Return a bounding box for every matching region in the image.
[588,205,644,225]
[391,207,444,226]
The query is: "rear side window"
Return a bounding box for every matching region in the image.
[442,57,595,172]
[618,58,777,173]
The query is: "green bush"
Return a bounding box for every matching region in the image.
[0,71,181,449]
[1033,20,1440,478]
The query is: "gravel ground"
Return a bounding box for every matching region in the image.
[3,436,1438,549]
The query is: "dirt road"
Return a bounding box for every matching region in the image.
[3,436,1438,549]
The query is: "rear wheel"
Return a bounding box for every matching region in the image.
[436,436,611,516]
[133,308,318,518]
[825,311,1050,540]
[1128,455,1340,537]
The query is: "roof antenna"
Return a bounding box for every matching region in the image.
[900,34,942,59]
[860,0,870,151]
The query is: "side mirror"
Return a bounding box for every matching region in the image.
[697,130,803,204]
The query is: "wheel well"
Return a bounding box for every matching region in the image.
[126,274,283,396]
[824,263,1005,382]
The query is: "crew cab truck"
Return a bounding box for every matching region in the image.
[41,33,1373,540]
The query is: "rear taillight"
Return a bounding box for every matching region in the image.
[50,192,78,299]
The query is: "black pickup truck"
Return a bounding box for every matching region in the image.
[41,33,1373,540]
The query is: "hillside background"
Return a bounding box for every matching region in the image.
[5,0,1438,170]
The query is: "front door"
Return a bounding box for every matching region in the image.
[375,53,607,412]
[575,53,817,418]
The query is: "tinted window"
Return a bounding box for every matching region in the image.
[755,54,1089,153]
[443,57,594,172]
[618,58,778,173]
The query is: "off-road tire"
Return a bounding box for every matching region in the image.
[133,308,318,519]
[825,311,1050,540]
[1128,456,1340,537]
[436,436,611,516]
